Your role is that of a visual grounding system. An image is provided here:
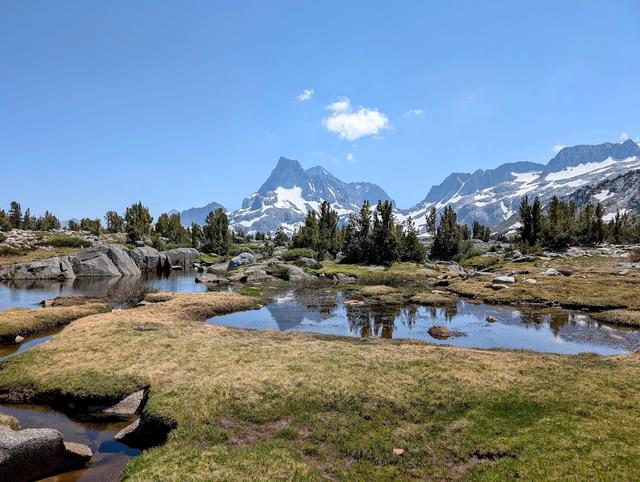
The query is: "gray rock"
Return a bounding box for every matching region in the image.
[513,255,535,263]
[334,251,345,263]
[69,249,121,277]
[428,324,464,339]
[14,336,24,343]
[334,273,357,284]
[541,268,561,276]
[493,275,515,284]
[510,250,523,259]
[298,257,319,269]
[487,283,508,290]
[447,264,466,276]
[195,273,224,284]
[286,265,314,281]
[227,252,255,271]
[130,246,168,273]
[244,267,270,282]
[164,248,199,267]
[96,244,141,276]
[0,256,75,281]
[524,278,538,284]
[101,390,145,419]
[113,418,140,442]
[0,427,92,481]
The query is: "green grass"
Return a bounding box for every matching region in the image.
[0,292,639,480]
[281,248,317,261]
[43,234,91,248]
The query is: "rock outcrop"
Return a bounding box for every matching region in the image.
[0,244,199,280]
[0,426,92,481]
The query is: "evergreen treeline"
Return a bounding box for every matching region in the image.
[518,195,640,248]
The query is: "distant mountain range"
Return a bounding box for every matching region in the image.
[176,139,640,234]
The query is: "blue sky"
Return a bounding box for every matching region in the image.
[2,0,639,219]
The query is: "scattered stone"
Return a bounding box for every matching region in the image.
[513,255,535,263]
[344,299,365,306]
[227,253,255,271]
[333,273,357,285]
[492,275,515,284]
[524,278,537,284]
[334,251,345,263]
[101,390,145,420]
[510,250,523,259]
[134,240,145,247]
[393,448,405,456]
[40,299,55,308]
[195,273,223,284]
[541,268,561,276]
[14,335,25,343]
[113,418,140,442]
[487,283,508,290]
[428,325,465,340]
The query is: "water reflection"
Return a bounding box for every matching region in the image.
[0,270,206,311]
[208,290,640,355]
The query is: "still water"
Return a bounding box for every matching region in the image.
[0,270,206,311]
[208,289,640,355]
[0,404,140,481]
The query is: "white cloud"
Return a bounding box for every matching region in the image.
[346,153,355,162]
[323,97,390,141]
[296,89,314,102]
[326,97,351,112]
[552,144,566,154]
[620,132,630,141]
[403,108,424,117]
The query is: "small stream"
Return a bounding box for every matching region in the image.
[0,404,140,481]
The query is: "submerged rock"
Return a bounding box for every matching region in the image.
[0,426,92,481]
[428,325,465,340]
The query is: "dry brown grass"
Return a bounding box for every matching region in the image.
[591,309,640,327]
[359,285,397,296]
[0,297,111,341]
[409,290,455,306]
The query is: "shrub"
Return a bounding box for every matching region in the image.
[107,282,158,309]
[281,248,316,261]
[0,245,25,257]
[45,235,89,248]
[0,233,5,243]
[629,247,640,263]
[266,264,291,280]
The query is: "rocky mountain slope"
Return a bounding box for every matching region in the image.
[228,157,392,234]
[399,139,640,233]
[177,140,640,234]
[568,169,640,221]
[178,201,226,226]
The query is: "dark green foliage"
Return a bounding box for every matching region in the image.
[34,211,61,231]
[191,223,204,249]
[156,213,189,245]
[105,210,124,233]
[399,218,426,263]
[274,227,289,247]
[281,248,317,261]
[67,220,80,231]
[9,202,21,229]
[80,218,101,235]
[124,202,153,242]
[22,209,34,230]
[371,201,399,264]
[317,201,340,259]
[431,206,463,260]
[46,235,89,248]
[0,210,11,231]
[291,210,320,252]
[203,208,231,255]
[426,207,437,236]
[519,195,620,249]
[472,221,491,242]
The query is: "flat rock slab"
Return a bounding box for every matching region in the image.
[0,427,92,482]
[102,390,145,419]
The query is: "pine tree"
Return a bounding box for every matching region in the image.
[0,210,10,231]
[317,201,339,259]
[291,210,320,252]
[274,227,289,247]
[124,202,153,242]
[9,202,21,229]
[371,200,399,264]
[105,211,124,233]
[426,207,437,236]
[400,217,426,262]
[191,223,204,249]
[80,218,101,235]
[531,196,543,245]
[594,202,605,244]
[203,208,231,255]
[431,206,462,260]
[155,213,171,238]
[22,209,33,230]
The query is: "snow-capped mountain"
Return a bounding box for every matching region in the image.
[229,157,393,233]
[568,169,640,222]
[399,139,640,233]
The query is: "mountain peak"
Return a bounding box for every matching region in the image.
[259,157,305,194]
